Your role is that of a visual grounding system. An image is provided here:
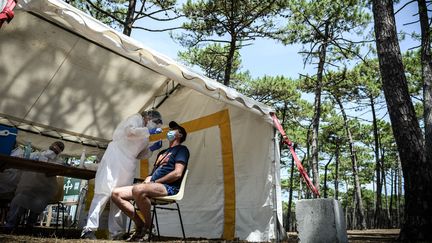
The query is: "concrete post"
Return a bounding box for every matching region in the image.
[296,198,348,243]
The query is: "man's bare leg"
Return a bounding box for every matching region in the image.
[132,183,167,229]
[111,186,145,229]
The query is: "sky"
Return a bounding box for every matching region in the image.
[130,1,422,200]
[131,1,421,81]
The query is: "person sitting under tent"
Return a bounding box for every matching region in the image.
[0,144,25,201]
[4,141,65,230]
[111,121,189,242]
[0,144,26,225]
[81,110,164,240]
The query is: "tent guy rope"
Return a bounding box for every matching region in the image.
[0,0,16,28]
[271,113,320,197]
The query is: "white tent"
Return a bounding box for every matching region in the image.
[0,0,284,241]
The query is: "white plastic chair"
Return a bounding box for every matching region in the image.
[150,169,189,240]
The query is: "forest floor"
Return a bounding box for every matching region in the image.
[0,228,400,242]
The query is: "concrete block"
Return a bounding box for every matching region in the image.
[296,198,348,243]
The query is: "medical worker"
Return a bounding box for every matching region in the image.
[111,121,189,241]
[5,141,65,229]
[81,110,163,240]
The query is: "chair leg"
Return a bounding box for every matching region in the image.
[152,205,160,240]
[149,208,154,241]
[127,201,135,234]
[127,216,132,234]
[55,203,60,232]
[175,202,186,239]
[61,203,65,236]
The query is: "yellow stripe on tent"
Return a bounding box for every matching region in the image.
[140,159,149,178]
[143,109,236,239]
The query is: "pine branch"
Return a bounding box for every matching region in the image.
[133,26,184,32]
[135,7,183,21]
[408,44,421,50]
[84,0,125,25]
[334,37,376,44]
[403,19,420,26]
[237,0,279,33]
[394,0,416,15]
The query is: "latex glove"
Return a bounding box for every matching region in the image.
[149,140,162,151]
[149,127,162,135]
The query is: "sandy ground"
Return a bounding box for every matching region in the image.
[0,229,401,242]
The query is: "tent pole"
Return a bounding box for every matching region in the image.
[272,127,281,243]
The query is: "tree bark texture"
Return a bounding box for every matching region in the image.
[286,148,295,231]
[123,0,137,36]
[380,146,391,227]
[397,155,403,226]
[334,143,339,200]
[370,95,382,227]
[323,155,333,198]
[418,0,432,170]
[372,0,432,240]
[311,41,328,196]
[223,36,236,86]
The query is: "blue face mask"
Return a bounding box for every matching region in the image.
[167,130,176,141]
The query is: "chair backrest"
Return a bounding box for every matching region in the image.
[175,169,189,200]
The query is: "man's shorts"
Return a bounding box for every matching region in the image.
[163,184,179,196]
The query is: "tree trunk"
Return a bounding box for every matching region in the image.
[397,154,403,227]
[286,146,295,231]
[352,191,357,229]
[345,181,350,228]
[418,0,432,173]
[223,36,237,86]
[298,176,303,200]
[123,0,137,36]
[336,96,367,229]
[370,95,382,228]
[381,146,391,228]
[393,167,397,227]
[372,0,432,239]
[334,143,340,200]
[306,128,312,199]
[311,40,328,196]
[323,155,333,198]
[389,168,394,226]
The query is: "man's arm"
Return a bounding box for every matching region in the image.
[153,163,185,184]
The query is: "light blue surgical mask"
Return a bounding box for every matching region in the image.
[167,130,176,141]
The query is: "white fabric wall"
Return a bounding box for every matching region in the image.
[140,87,280,241]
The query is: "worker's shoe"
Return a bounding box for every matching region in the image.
[80,228,97,239]
[125,230,147,242]
[125,227,156,242]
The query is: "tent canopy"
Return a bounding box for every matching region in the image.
[0,0,274,156]
[0,0,284,241]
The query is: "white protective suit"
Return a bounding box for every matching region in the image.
[84,113,153,237]
[10,149,62,213]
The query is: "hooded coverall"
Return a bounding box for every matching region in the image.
[83,114,152,237]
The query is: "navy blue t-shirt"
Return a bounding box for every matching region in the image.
[150,145,189,189]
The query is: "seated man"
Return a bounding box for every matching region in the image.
[5,141,65,229]
[111,121,189,241]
